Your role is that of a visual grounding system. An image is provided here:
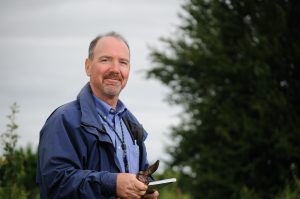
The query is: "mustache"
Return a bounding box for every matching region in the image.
[103,72,122,81]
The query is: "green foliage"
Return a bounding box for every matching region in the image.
[148,0,300,198]
[0,103,39,199]
[153,167,192,199]
[15,146,39,199]
[275,181,300,199]
[275,164,300,199]
[1,102,19,156]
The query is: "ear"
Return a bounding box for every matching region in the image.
[85,58,92,76]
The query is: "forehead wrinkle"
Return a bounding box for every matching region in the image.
[96,37,129,56]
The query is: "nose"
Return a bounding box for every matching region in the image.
[110,60,121,71]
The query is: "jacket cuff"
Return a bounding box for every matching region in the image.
[100,172,117,196]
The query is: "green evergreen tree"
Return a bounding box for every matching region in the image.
[147,0,300,198]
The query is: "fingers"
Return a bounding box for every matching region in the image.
[142,190,159,199]
[135,178,148,191]
[116,173,148,199]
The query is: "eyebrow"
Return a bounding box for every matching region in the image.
[98,56,111,60]
[120,58,130,64]
[98,56,129,63]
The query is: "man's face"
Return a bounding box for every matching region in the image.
[85,36,130,101]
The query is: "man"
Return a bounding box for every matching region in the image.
[36,32,159,199]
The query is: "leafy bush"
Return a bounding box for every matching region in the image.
[0,103,38,199]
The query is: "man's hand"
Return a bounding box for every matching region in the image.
[142,190,159,199]
[116,173,148,199]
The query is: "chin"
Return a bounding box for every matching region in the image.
[103,89,121,97]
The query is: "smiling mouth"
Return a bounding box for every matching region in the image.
[104,78,121,85]
[103,72,122,86]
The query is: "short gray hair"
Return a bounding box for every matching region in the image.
[88,31,130,59]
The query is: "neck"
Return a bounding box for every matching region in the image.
[96,94,118,109]
[103,97,118,109]
[91,90,118,109]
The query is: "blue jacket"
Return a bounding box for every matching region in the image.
[36,83,150,199]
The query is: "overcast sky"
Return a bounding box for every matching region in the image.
[0,0,183,166]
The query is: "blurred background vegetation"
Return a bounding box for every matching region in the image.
[148,0,300,198]
[0,103,38,199]
[1,0,300,198]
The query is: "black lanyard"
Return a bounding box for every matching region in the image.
[98,112,129,173]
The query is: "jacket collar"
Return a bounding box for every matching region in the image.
[77,83,103,131]
[77,82,147,144]
[77,83,123,172]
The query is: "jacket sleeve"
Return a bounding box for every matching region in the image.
[37,112,117,199]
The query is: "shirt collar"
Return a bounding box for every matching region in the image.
[93,95,127,118]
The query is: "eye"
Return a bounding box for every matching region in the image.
[100,58,109,63]
[120,59,129,67]
[99,56,111,63]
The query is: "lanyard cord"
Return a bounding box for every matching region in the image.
[98,112,129,173]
